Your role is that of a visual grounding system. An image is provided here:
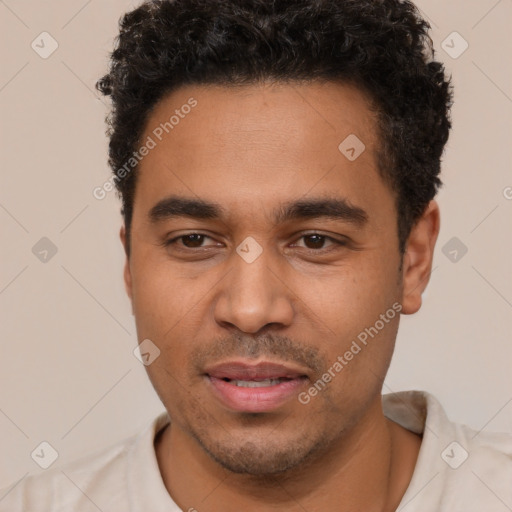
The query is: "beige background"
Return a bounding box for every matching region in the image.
[1,0,511,488]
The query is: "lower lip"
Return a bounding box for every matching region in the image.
[207,376,306,413]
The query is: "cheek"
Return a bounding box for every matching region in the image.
[297,254,400,384]
[129,251,206,335]
[297,254,399,333]
[129,255,220,393]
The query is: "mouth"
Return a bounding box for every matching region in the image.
[219,377,293,387]
[204,361,309,413]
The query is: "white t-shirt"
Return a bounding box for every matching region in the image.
[1,391,511,511]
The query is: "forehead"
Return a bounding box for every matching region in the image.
[133,81,394,227]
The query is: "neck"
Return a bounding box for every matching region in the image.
[155,396,421,512]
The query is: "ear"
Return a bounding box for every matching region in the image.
[400,200,440,315]
[120,226,133,302]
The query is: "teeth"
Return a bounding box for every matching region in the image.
[232,379,283,388]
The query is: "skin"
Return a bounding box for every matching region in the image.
[120,81,439,511]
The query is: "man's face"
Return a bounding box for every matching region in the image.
[124,81,409,475]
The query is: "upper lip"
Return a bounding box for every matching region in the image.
[204,360,309,380]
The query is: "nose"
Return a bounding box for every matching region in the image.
[213,246,295,334]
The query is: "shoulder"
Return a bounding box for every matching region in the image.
[388,390,512,511]
[457,422,512,497]
[436,422,512,510]
[0,413,169,512]
[0,436,132,512]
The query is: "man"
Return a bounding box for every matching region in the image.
[1,0,511,511]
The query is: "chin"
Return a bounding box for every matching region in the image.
[190,428,332,476]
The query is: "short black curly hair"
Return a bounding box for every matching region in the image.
[97,0,452,258]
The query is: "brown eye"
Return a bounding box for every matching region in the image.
[180,234,206,248]
[293,234,344,250]
[163,233,221,251]
[289,233,348,253]
[302,234,328,249]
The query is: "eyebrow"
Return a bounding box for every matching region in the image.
[148,195,368,227]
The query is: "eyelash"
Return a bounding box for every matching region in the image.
[163,232,347,252]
